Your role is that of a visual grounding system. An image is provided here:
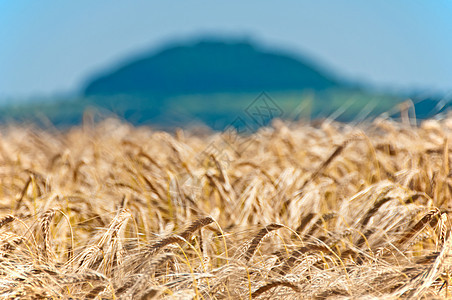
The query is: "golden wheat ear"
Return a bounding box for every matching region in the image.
[252,280,301,298]
[0,215,15,229]
[131,216,214,273]
[39,209,55,260]
[240,223,283,263]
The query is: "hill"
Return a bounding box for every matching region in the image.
[84,39,339,96]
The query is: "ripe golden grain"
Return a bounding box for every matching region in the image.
[0,116,452,298]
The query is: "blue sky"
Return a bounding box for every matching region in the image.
[1,1,451,98]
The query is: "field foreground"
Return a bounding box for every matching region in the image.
[1,117,452,299]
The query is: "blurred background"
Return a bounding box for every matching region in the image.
[1,1,451,130]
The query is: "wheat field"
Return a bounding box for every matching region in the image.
[1,115,452,299]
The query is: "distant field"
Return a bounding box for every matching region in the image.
[0,115,451,298]
[0,88,403,130]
